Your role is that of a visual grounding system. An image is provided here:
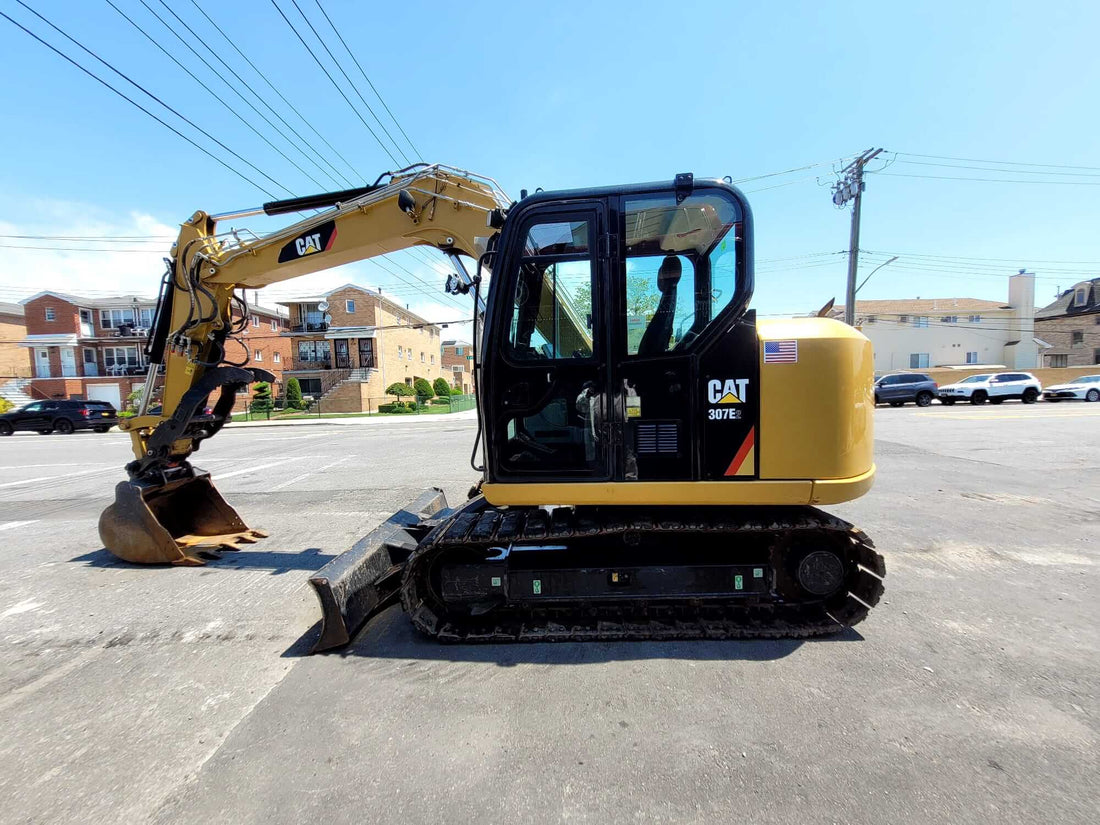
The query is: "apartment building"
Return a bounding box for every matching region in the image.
[17,290,288,409]
[833,272,1043,371]
[441,339,474,393]
[1034,277,1100,367]
[278,283,442,412]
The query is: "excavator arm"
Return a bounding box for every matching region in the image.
[100,164,508,565]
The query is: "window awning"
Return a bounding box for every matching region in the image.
[19,334,79,347]
[324,326,376,339]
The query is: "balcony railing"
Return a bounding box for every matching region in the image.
[290,322,329,333]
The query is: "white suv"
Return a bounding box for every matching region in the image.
[938,372,1042,406]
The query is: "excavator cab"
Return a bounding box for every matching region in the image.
[478,175,757,496]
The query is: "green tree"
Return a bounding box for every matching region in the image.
[626,274,660,318]
[251,381,273,412]
[433,376,451,398]
[125,386,143,411]
[413,377,434,402]
[386,382,415,397]
[285,377,303,410]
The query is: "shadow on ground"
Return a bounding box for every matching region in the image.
[283,606,864,666]
[71,546,336,573]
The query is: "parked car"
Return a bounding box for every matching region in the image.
[874,372,938,407]
[1043,374,1100,402]
[938,372,1042,405]
[0,399,118,435]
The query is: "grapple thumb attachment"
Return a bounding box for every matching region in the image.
[98,471,267,566]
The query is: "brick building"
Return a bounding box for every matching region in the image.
[17,290,288,410]
[278,283,443,412]
[1034,277,1100,367]
[441,339,474,393]
[0,301,29,380]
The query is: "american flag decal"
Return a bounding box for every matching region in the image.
[763,340,798,364]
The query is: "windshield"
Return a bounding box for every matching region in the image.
[959,374,991,384]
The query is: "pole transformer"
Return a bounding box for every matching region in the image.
[833,148,883,325]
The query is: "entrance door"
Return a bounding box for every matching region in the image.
[82,348,98,376]
[34,348,51,378]
[334,339,350,369]
[358,338,374,368]
[60,347,77,377]
[485,204,610,480]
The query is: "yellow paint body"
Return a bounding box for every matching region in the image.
[482,317,875,507]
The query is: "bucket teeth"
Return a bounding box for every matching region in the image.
[99,473,266,566]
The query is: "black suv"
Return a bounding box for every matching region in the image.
[874,372,939,407]
[0,399,118,435]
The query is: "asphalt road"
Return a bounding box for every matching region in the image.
[0,403,1096,824]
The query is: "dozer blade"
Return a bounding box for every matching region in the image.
[309,487,449,653]
[99,471,267,566]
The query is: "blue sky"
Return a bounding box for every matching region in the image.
[1,0,1098,321]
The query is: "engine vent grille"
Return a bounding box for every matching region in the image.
[636,422,679,455]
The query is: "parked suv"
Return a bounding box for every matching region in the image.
[0,399,118,435]
[874,372,938,407]
[937,372,1041,405]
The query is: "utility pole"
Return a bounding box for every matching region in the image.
[833,148,883,325]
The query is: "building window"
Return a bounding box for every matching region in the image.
[430,354,435,365]
[897,315,910,324]
[913,316,929,328]
[270,319,278,332]
[965,351,978,364]
[1094,348,1100,363]
[100,308,138,328]
[103,346,140,370]
[45,306,56,321]
[273,352,281,363]
[420,351,425,362]
[941,316,957,323]
[250,315,260,327]
[1072,330,1084,345]
[253,349,263,361]
[1049,354,1068,367]
[909,353,930,369]
[968,314,981,323]
[346,299,355,313]
[297,340,331,363]
[455,346,464,355]
[1075,288,1088,307]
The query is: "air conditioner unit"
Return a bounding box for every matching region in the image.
[317,301,330,312]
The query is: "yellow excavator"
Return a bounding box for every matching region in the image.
[99,164,884,651]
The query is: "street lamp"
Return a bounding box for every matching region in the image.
[855,255,899,297]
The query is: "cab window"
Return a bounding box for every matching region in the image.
[622,190,742,357]
[507,219,595,361]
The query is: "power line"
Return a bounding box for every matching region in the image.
[269,0,400,166]
[895,152,1100,173]
[2,4,285,198]
[131,0,331,190]
[894,159,1100,179]
[286,0,412,165]
[188,0,363,185]
[153,0,352,188]
[103,0,332,191]
[877,172,1100,186]
[312,0,422,161]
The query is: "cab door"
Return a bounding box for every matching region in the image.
[484,203,611,481]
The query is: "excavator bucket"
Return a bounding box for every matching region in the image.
[98,471,267,566]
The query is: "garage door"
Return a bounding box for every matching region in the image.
[86,383,121,409]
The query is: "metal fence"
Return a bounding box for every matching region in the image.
[239,393,476,421]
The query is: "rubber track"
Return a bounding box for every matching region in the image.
[400,502,885,643]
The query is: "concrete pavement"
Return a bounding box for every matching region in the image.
[0,404,1096,823]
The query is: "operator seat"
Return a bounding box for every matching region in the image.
[637,255,681,356]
